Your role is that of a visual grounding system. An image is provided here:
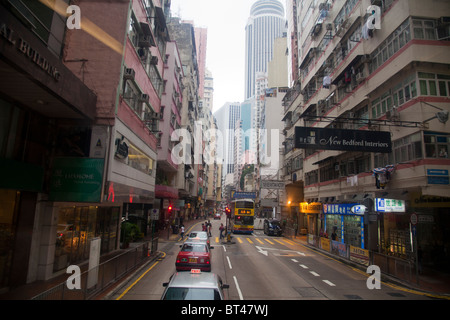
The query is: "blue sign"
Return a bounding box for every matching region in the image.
[231,191,257,199]
[427,169,449,185]
[323,203,358,215]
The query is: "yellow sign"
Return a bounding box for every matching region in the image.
[300,202,322,214]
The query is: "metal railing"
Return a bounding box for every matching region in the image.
[31,239,158,300]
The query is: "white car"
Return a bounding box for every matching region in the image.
[161,269,229,300]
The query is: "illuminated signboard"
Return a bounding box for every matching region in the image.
[375,198,405,212]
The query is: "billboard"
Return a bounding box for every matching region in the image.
[294,127,392,153]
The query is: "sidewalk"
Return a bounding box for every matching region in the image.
[286,234,450,298]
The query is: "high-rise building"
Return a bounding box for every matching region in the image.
[213,102,241,179]
[194,26,208,99]
[245,0,286,100]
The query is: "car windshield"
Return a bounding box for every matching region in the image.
[189,232,207,239]
[181,243,207,252]
[163,287,221,300]
[270,221,281,227]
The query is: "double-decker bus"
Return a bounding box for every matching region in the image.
[230,199,255,234]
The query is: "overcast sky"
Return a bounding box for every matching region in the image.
[169,0,286,113]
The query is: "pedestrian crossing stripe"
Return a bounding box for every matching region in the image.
[255,238,264,244]
[246,238,253,244]
[237,237,243,244]
[264,238,274,245]
[274,239,285,245]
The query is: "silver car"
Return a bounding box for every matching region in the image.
[161,270,229,300]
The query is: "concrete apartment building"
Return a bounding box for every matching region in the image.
[155,40,183,218]
[282,0,450,273]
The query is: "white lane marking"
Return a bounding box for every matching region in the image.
[226,256,232,269]
[310,271,320,277]
[323,280,336,287]
[299,264,309,269]
[233,276,244,300]
[291,259,298,263]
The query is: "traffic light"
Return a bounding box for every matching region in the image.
[168,205,172,214]
[225,207,230,217]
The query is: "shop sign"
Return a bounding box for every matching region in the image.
[320,238,331,252]
[300,202,322,214]
[323,203,358,215]
[0,22,61,81]
[350,204,367,215]
[349,245,370,266]
[115,135,129,159]
[231,191,257,199]
[294,127,392,153]
[49,158,104,202]
[260,180,285,189]
[375,198,405,212]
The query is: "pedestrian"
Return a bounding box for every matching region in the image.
[180,224,185,240]
[219,223,224,239]
[202,223,206,231]
[331,226,337,241]
[207,220,212,237]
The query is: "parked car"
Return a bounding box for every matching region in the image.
[214,213,221,220]
[161,269,229,300]
[187,231,210,247]
[263,219,283,236]
[176,241,213,272]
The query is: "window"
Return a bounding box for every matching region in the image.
[393,133,423,163]
[419,73,450,97]
[369,19,411,73]
[123,80,141,114]
[412,19,436,40]
[424,132,450,158]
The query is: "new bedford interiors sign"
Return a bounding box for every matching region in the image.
[294,127,392,153]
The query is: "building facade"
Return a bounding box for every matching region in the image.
[0,0,175,292]
[283,0,450,273]
[245,0,286,100]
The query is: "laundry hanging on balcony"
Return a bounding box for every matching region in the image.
[372,164,395,189]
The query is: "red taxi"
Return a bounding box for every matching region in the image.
[176,241,213,272]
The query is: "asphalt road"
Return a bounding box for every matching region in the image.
[110,216,433,301]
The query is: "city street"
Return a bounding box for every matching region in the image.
[110,216,432,301]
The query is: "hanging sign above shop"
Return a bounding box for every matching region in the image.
[375,198,405,212]
[294,127,392,153]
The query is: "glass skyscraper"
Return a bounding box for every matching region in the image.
[245,0,286,100]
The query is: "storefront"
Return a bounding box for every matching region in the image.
[54,206,120,272]
[300,202,322,235]
[374,197,410,258]
[323,203,366,249]
[409,193,450,272]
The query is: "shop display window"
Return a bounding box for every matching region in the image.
[344,215,362,248]
[326,214,341,242]
[54,206,119,271]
